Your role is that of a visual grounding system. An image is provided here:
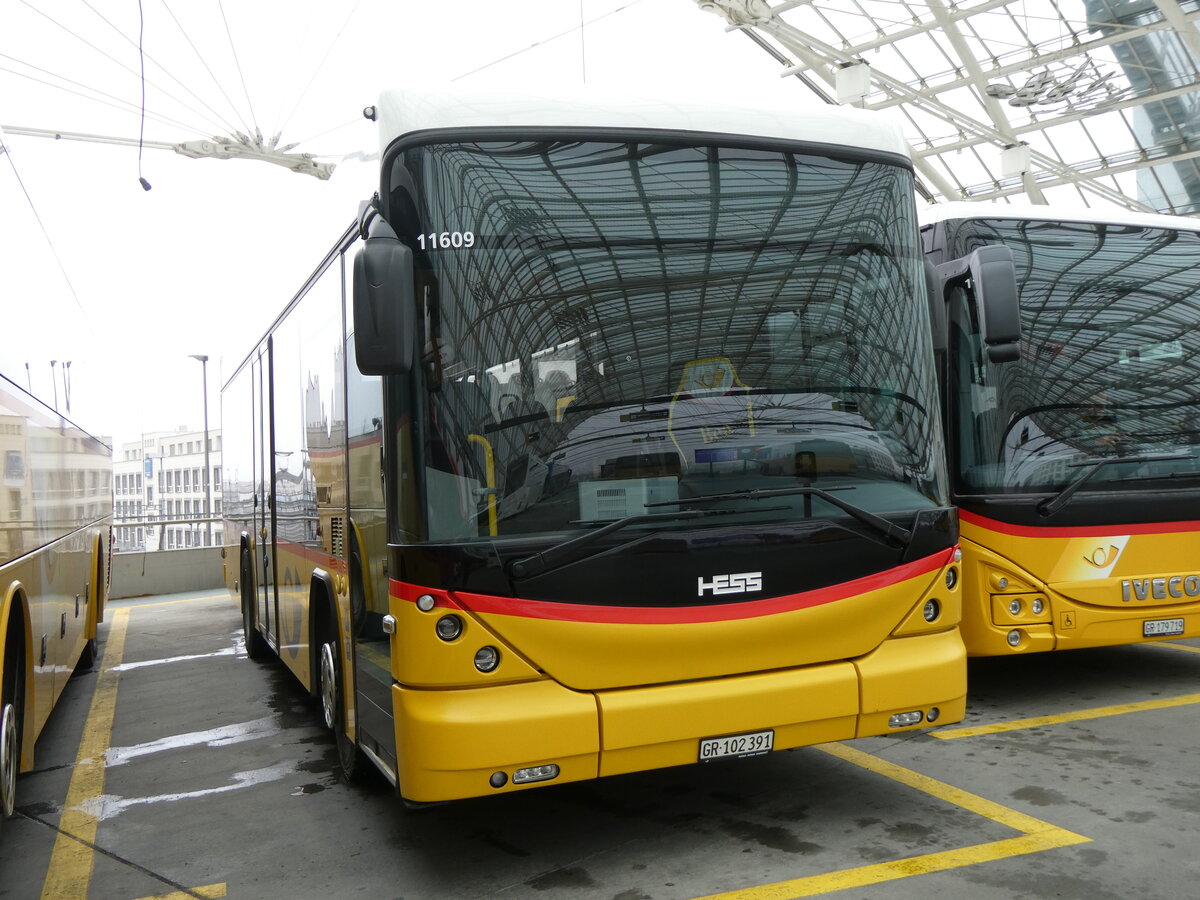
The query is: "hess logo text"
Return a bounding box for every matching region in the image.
[698,572,763,597]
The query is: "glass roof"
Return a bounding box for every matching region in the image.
[696,0,1200,216]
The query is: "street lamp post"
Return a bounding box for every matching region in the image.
[189,354,213,547]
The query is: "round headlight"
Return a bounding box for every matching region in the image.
[1007,629,1022,647]
[436,615,463,641]
[1032,597,1045,615]
[945,567,958,590]
[922,599,941,623]
[997,576,1010,590]
[1008,598,1023,616]
[474,646,500,672]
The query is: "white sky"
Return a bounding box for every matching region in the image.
[1,0,825,451]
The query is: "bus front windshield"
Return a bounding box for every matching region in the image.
[386,138,944,541]
[950,218,1200,496]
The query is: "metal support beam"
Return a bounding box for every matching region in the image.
[0,125,334,179]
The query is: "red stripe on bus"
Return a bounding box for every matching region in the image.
[959,509,1200,539]
[393,548,954,625]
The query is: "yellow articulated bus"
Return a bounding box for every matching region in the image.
[1,374,111,833]
[222,85,997,804]
[923,202,1200,655]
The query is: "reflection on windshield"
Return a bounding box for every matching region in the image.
[389,138,944,540]
[951,217,1200,495]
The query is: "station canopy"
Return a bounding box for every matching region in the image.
[696,0,1200,216]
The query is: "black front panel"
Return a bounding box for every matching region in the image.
[392,507,955,605]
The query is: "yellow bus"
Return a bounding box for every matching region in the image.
[923,202,1200,655]
[1,374,111,832]
[223,85,984,804]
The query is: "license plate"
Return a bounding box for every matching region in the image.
[699,729,774,762]
[1144,617,1185,637]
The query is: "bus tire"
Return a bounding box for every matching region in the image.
[317,618,367,782]
[241,549,269,660]
[1,631,25,833]
[76,638,96,672]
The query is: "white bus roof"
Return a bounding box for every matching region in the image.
[373,85,911,160]
[921,200,1200,233]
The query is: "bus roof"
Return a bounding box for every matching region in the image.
[921,200,1200,233]
[373,85,912,160]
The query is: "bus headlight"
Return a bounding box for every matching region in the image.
[436,615,463,641]
[1007,629,1022,647]
[474,646,500,672]
[1008,598,1023,616]
[945,567,958,590]
[1031,597,1045,615]
[923,599,941,622]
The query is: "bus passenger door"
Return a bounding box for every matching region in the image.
[253,347,277,648]
[346,351,398,773]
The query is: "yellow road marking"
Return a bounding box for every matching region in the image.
[690,742,1089,900]
[38,606,229,900]
[113,593,228,610]
[1152,641,1200,656]
[932,692,1200,740]
[135,883,227,900]
[40,606,130,900]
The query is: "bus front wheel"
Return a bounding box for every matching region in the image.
[317,625,367,782]
[1,636,25,833]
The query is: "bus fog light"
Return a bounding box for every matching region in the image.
[436,615,463,641]
[1032,598,1045,615]
[416,594,436,612]
[1008,598,1023,616]
[888,711,923,728]
[1007,629,1022,647]
[927,707,940,723]
[945,567,958,590]
[923,599,940,622]
[512,764,559,785]
[474,646,500,672]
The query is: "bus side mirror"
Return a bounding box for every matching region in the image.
[937,245,1021,363]
[353,216,417,375]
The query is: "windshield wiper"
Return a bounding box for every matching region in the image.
[647,486,913,546]
[1037,453,1196,517]
[508,508,745,580]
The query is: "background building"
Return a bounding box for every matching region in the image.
[112,427,222,552]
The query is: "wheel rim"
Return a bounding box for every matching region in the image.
[319,643,338,731]
[1,702,17,818]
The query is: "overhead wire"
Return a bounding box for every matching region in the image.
[452,0,646,81]
[274,0,364,142]
[159,0,255,137]
[78,0,245,137]
[0,132,94,328]
[138,0,149,188]
[217,0,259,136]
[292,116,364,148]
[0,56,206,134]
[13,1,230,137]
[269,0,317,142]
